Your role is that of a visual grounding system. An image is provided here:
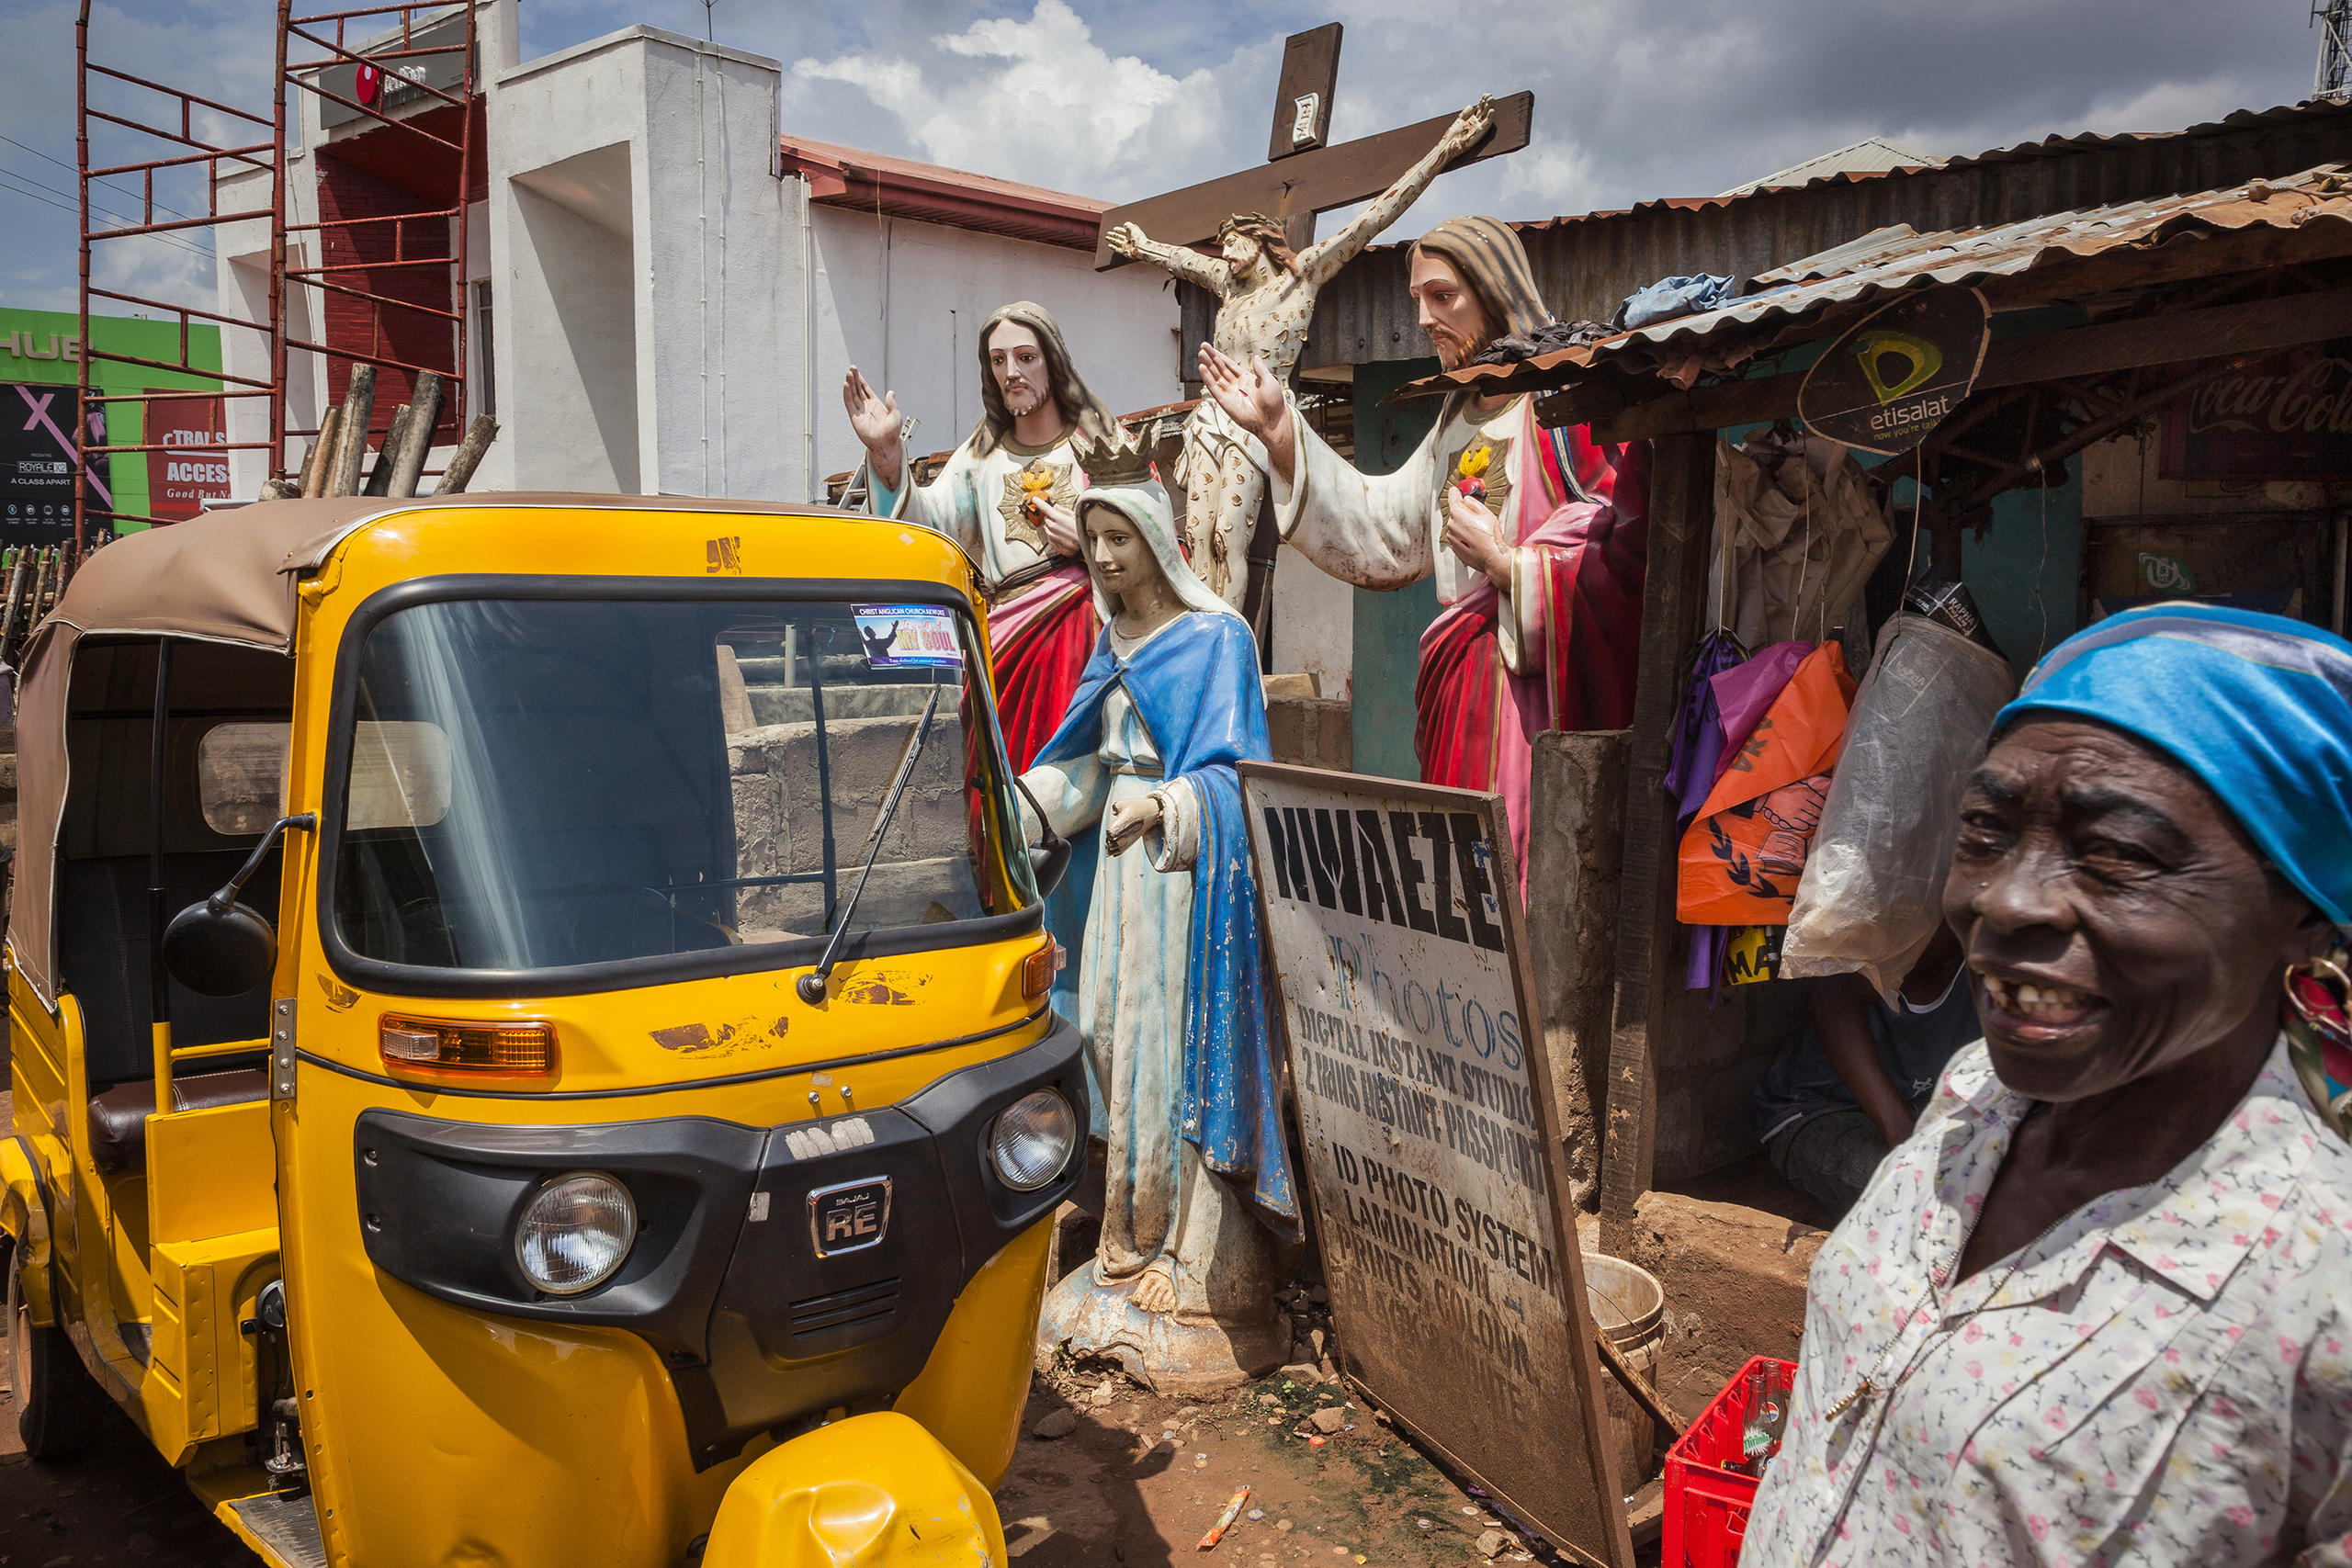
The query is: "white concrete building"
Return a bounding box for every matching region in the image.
[211,0,1181,503]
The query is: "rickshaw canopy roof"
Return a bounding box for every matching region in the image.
[6,493,914,1010]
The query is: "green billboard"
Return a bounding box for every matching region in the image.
[0,305,225,540]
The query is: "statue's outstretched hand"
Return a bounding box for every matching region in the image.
[1199,344,1297,485]
[842,367,902,456]
[1107,222,1148,258]
[1444,94,1496,155]
[1104,793,1163,857]
[1199,345,1283,439]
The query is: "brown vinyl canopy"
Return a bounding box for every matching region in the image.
[6,499,397,1009]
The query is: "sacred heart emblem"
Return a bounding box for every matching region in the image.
[998,457,1079,553]
[1449,436,1514,525]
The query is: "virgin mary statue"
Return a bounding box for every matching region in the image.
[1022,458,1296,1391]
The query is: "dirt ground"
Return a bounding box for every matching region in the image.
[1001,1359,1644,1567]
[0,1333,1608,1567]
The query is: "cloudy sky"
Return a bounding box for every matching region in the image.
[0,0,2323,315]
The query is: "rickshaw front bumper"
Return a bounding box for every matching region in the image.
[352,1011,1086,1468]
[701,1411,1005,1568]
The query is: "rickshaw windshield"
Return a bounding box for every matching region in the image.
[329,593,1037,976]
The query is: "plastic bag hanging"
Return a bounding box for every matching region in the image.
[1781,614,2017,1001]
[1676,642,1858,927]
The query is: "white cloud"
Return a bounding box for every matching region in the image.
[787,0,1244,200]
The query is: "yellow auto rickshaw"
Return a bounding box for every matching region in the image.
[1,494,1084,1566]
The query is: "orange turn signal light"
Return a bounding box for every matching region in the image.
[379,1015,558,1077]
[1020,939,1063,1002]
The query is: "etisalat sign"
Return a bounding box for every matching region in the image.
[1798,285,1990,456]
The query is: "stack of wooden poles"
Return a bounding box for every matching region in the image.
[0,543,81,670]
[256,366,500,502]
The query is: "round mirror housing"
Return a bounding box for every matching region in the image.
[1027,839,1071,898]
[162,897,277,998]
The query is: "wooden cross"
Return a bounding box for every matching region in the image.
[1092,24,1532,271]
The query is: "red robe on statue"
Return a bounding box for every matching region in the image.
[1276,394,1649,882]
[985,563,1100,773]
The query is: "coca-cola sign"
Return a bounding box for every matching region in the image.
[2162,341,2352,480]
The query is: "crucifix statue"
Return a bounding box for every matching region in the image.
[1093,28,1532,621]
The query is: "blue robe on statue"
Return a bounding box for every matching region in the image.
[1031,607,1299,1265]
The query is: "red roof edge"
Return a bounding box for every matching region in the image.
[778,137,1105,252]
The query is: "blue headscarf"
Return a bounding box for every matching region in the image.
[1995,603,2352,924]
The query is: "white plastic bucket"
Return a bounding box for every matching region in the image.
[1583,1251,1667,1489]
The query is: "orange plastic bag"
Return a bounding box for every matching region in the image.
[1678,642,1857,926]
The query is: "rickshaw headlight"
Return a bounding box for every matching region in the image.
[988,1089,1076,1191]
[514,1173,637,1295]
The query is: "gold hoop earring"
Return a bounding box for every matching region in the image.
[2285,951,2352,1025]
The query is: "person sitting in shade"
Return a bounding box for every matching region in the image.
[1754,924,1979,1219]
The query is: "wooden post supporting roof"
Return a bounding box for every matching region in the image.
[1598,430,1716,1251]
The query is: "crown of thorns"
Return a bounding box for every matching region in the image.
[1217,213,1284,239]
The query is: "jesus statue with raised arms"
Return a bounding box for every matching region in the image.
[1199,216,1650,879]
[1105,95,1495,611]
[842,300,1120,771]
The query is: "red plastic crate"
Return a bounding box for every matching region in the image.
[1661,1355,1796,1568]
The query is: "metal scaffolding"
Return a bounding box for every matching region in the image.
[74,0,281,546]
[2319,0,2352,102]
[74,1,476,541]
[275,0,476,480]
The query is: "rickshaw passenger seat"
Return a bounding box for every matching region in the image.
[86,1068,270,1176]
[57,851,282,1095]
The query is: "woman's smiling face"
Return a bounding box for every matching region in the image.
[1941,716,2323,1102]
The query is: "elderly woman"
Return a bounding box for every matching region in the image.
[1747,603,2352,1565]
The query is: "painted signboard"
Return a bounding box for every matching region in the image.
[0,382,108,545]
[1797,286,1989,456]
[1240,761,1631,1568]
[0,308,221,536]
[318,9,471,130]
[2160,338,2352,480]
[144,393,231,522]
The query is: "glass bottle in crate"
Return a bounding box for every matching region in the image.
[1738,1361,1784,1473]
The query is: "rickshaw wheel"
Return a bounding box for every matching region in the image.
[7,1239,107,1461]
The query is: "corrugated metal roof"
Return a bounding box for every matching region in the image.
[779,134,1106,251]
[1401,164,2352,399]
[1298,98,2352,370]
[1718,138,1939,199]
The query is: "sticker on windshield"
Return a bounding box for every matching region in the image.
[854,604,963,669]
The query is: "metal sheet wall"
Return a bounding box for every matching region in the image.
[1299,101,2352,371]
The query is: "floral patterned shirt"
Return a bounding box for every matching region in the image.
[1746,1035,2352,1566]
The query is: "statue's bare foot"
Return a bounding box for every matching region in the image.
[1129,1262,1177,1315]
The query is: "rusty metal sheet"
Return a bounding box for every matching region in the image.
[1240,761,1631,1568]
[1391,164,2352,405]
[1304,99,2352,374]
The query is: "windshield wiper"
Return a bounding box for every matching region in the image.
[797,681,944,1003]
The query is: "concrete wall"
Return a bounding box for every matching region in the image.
[505,148,642,492]
[489,28,794,499]
[212,0,1178,506]
[808,208,1182,486]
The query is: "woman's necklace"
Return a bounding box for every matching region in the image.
[1823,1103,2070,1425]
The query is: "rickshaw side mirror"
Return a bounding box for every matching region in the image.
[1027,838,1070,898]
[1011,777,1069,897]
[160,813,316,998]
[162,897,278,998]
